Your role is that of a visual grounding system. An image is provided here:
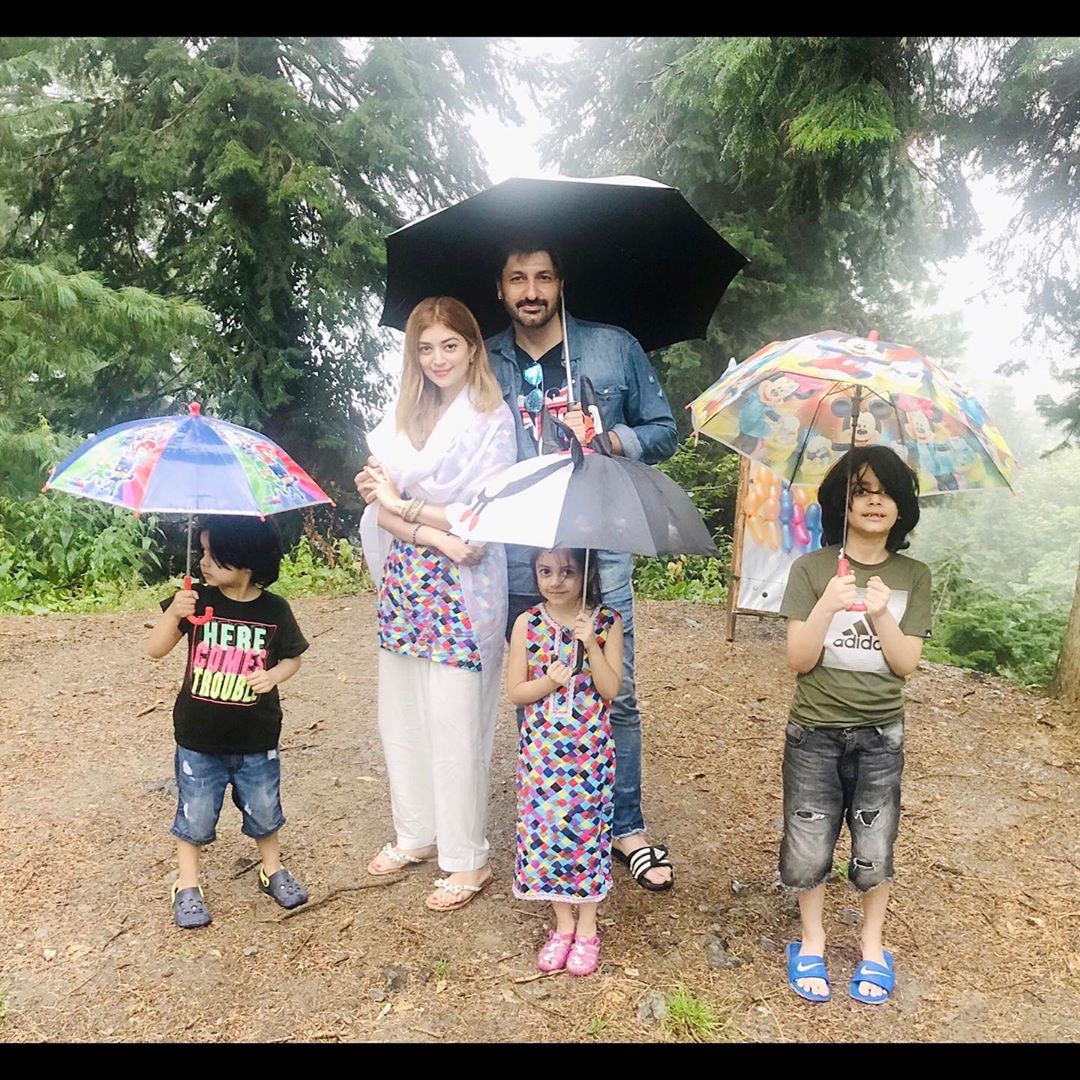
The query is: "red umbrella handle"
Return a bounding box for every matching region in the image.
[183,575,214,625]
[837,556,866,613]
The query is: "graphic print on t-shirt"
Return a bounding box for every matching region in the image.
[821,589,909,674]
[519,385,571,449]
[187,616,276,706]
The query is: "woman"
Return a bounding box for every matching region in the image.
[356,296,516,912]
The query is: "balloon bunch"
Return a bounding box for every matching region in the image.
[743,462,822,554]
[782,484,822,554]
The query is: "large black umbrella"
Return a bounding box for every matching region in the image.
[380,175,748,354]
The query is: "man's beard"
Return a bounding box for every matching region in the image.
[507,293,561,330]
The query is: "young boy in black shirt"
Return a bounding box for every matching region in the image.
[148,516,310,928]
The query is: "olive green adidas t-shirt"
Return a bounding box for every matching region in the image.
[779,545,932,727]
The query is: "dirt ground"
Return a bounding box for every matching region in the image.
[1,594,1079,1044]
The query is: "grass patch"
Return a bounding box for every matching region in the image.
[662,985,718,1042]
[585,1015,609,1037]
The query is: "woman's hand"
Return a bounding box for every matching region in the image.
[353,455,384,505]
[366,462,402,509]
[573,611,597,651]
[354,468,379,505]
[437,535,486,566]
[546,659,574,687]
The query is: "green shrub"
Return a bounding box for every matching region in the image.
[631,438,737,603]
[924,557,1067,688]
[274,535,373,598]
[0,494,160,612]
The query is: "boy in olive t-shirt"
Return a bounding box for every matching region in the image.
[778,446,931,1006]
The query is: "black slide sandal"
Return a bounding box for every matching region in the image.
[614,844,674,891]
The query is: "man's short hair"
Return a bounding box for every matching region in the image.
[494,242,564,281]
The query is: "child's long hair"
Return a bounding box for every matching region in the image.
[531,547,602,608]
[200,515,284,587]
[819,446,920,552]
[396,297,503,448]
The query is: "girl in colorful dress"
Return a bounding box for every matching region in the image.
[356,297,516,912]
[507,548,624,975]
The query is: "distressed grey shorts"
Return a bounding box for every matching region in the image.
[779,718,904,892]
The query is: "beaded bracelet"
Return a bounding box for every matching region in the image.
[411,523,422,546]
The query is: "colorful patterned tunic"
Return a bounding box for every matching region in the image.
[514,604,618,903]
[377,539,481,671]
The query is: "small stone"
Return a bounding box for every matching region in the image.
[600,963,616,976]
[759,936,781,952]
[838,909,860,926]
[637,989,669,1022]
[697,902,726,915]
[384,966,408,994]
[715,738,727,749]
[243,946,259,957]
[43,947,58,961]
[739,823,754,833]
[731,880,747,895]
[369,989,387,1003]
[705,934,740,969]
[417,968,433,984]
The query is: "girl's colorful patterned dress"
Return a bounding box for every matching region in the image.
[514,603,617,903]
[377,540,481,671]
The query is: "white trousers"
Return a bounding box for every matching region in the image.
[377,649,492,872]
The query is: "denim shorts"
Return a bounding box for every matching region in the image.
[171,745,287,846]
[779,719,904,892]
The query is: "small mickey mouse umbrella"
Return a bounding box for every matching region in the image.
[44,402,334,624]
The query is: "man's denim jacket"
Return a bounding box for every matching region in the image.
[486,312,678,595]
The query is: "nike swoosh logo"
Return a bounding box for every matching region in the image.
[795,961,820,972]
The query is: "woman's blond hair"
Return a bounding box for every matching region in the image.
[396,297,503,447]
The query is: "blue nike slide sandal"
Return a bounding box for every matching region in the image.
[849,949,895,1004]
[786,941,831,1002]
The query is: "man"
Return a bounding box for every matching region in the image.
[487,244,678,891]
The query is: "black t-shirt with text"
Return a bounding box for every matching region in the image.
[160,584,309,754]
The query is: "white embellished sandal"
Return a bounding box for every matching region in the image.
[425,871,493,912]
[367,842,436,877]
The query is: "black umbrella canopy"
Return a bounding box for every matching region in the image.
[381,176,749,353]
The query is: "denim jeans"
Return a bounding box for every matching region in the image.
[171,744,286,846]
[779,719,904,892]
[507,549,644,841]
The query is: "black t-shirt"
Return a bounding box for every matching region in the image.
[160,584,309,754]
[515,342,572,452]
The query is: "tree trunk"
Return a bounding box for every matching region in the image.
[1052,562,1080,707]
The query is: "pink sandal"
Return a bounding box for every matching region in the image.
[566,934,602,976]
[537,929,575,972]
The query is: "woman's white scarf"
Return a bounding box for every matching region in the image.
[360,388,517,743]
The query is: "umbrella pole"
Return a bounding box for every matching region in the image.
[562,291,574,405]
[838,386,866,612]
[186,515,194,581]
[574,546,589,674]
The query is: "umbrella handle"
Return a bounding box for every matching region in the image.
[183,575,215,625]
[837,556,866,613]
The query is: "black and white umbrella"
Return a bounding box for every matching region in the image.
[451,435,717,559]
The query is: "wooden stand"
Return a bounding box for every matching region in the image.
[725,455,783,641]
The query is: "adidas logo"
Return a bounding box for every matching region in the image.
[833,618,882,651]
